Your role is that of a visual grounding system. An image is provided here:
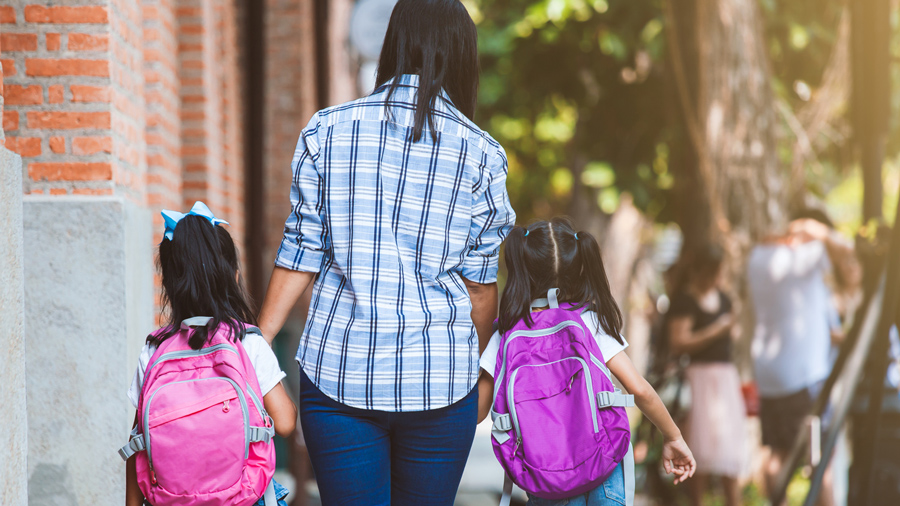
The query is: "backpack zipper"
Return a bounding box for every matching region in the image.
[507,356,599,450]
[145,343,238,376]
[143,377,250,477]
[147,342,269,421]
[494,320,585,400]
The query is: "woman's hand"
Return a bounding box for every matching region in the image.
[661,437,697,484]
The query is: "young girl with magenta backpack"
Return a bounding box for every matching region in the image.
[121,202,297,506]
[478,218,697,506]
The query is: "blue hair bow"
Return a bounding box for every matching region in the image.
[161,201,229,241]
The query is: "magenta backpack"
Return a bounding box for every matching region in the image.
[118,317,277,506]
[491,289,635,505]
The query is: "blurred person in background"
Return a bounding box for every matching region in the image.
[668,243,747,506]
[747,208,860,506]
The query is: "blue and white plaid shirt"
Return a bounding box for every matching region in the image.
[276,75,516,411]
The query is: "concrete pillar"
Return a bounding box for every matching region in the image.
[0,145,28,506]
[23,196,153,506]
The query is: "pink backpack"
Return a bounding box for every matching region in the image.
[119,317,276,506]
[490,290,635,505]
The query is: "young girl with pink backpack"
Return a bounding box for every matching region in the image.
[120,202,297,506]
[477,218,697,506]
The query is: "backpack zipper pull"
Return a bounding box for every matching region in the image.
[150,468,158,485]
[223,399,230,412]
[566,376,576,394]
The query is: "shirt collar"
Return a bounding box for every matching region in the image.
[373,74,455,107]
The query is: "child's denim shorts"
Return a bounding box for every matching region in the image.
[255,479,290,506]
[526,462,626,506]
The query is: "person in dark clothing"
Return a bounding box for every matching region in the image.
[668,244,748,506]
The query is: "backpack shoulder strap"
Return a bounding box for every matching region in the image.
[243,325,263,338]
[529,288,560,310]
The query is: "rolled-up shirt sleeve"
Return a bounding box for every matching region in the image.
[461,145,516,283]
[276,114,328,273]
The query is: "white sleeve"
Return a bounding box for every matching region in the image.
[243,334,287,396]
[581,311,628,362]
[479,331,502,377]
[127,344,156,409]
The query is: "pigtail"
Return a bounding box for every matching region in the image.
[574,231,624,343]
[498,226,534,334]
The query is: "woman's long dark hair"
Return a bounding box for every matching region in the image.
[150,215,257,350]
[499,217,624,343]
[375,0,479,142]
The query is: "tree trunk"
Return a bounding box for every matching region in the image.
[666,0,786,255]
[665,0,787,377]
[850,0,890,224]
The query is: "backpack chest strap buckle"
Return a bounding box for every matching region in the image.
[492,413,512,444]
[597,390,635,408]
[249,425,275,444]
[118,435,146,461]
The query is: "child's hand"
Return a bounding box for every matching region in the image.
[661,437,697,484]
[477,373,494,423]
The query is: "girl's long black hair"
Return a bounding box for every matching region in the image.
[375,0,479,142]
[499,217,624,343]
[150,215,258,350]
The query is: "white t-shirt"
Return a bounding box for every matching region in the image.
[480,310,628,377]
[127,332,287,408]
[748,240,832,397]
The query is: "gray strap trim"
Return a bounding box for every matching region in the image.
[118,435,145,461]
[493,413,511,431]
[530,298,548,310]
[244,326,263,337]
[547,288,559,308]
[624,442,635,506]
[181,316,214,329]
[596,391,635,408]
[492,413,512,444]
[249,425,275,444]
[263,479,277,506]
[529,289,561,310]
[499,473,513,506]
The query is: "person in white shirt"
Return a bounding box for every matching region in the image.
[747,208,859,506]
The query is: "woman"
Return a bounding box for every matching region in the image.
[667,244,748,506]
[256,1,516,504]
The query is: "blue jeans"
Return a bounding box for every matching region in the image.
[298,368,477,506]
[526,463,627,506]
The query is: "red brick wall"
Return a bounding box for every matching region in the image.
[2,0,250,321]
[142,0,181,243]
[1,1,246,228]
[1,2,145,200]
[262,0,318,274]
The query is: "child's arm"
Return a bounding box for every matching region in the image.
[126,413,144,506]
[606,352,697,484]
[263,382,298,438]
[462,277,498,355]
[477,372,494,423]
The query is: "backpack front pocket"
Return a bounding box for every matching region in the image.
[509,357,599,471]
[144,377,247,494]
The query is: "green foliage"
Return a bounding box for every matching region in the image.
[469,0,892,230]
[472,0,671,224]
